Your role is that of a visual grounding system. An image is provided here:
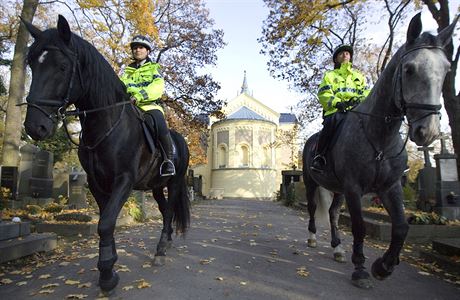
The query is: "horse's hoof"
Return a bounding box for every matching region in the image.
[334,252,346,263]
[351,270,372,289]
[307,239,317,248]
[99,270,119,292]
[153,255,167,266]
[371,257,393,280]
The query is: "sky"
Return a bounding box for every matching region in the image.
[204,0,303,113]
[203,0,460,126]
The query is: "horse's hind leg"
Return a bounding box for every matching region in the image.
[330,193,346,263]
[372,183,409,280]
[306,177,318,248]
[152,187,173,266]
[344,190,372,289]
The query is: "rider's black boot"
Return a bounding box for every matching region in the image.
[159,132,176,177]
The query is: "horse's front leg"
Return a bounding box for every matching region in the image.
[344,189,372,289]
[96,173,133,292]
[330,193,346,263]
[152,187,173,266]
[372,182,409,280]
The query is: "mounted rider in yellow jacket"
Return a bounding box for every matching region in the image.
[120,35,176,176]
[311,45,370,173]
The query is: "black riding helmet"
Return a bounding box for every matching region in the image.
[130,35,153,51]
[333,44,353,65]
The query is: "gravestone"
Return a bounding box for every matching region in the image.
[29,150,54,198]
[434,136,460,220]
[416,146,436,211]
[0,166,19,204]
[280,170,303,199]
[52,170,69,200]
[68,171,87,209]
[17,144,40,200]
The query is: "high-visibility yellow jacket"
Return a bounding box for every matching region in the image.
[120,59,165,113]
[318,62,369,116]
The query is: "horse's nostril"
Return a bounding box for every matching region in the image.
[416,126,426,139]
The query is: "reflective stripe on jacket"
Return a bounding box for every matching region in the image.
[120,59,165,113]
[318,62,369,117]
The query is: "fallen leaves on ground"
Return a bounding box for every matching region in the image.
[296,266,310,277]
[134,279,151,289]
[0,278,13,285]
[66,294,87,299]
[65,279,80,285]
[200,257,216,265]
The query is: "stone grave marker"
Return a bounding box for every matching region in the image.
[68,170,87,209]
[17,144,40,200]
[434,135,460,220]
[416,146,436,211]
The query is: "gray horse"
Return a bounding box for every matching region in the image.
[302,13,458,289]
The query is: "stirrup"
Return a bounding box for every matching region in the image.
[310,155,326,173]
[160,159,176,177]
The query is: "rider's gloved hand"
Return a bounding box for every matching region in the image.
[335,102,346,111]
[130,96,137,105]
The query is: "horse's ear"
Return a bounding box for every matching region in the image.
[407,12,422,45]
[20,17,42,39]
[437,14,459,47]
[57,15,71,44]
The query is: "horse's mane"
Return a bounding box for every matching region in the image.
[27,28,128,108]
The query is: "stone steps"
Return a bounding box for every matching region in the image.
[0,232,57,263]
[419,238,460,275]
[339,213,460,243]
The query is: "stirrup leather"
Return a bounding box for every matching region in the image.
[160,159,176,177]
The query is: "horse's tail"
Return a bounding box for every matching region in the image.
[169,130,191,234]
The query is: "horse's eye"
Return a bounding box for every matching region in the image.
[404,64,415,76]
[60,63,68,71]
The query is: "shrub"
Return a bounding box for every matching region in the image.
[124,196,145,222]
[407,211,448,225]
[284,185,296,207]
[403,184,417,210]
[55,212,92,222]
[26,205,43,215]
[43,202,64,213]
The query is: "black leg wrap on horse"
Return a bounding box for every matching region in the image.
[331,237,341,248]
[98,242,118,276]
[371,257,394,280]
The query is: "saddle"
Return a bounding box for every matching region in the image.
[139,110,177,159]
[313,112,348,170]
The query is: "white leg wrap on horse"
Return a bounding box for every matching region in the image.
[334,244,345,254]
[308,232,316,240]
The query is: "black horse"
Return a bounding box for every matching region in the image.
[22,16,190,292]
[302,13,458,288]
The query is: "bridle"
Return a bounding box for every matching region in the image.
[18,45,83,123]
[350,44,447,162]
[393,44,445,124]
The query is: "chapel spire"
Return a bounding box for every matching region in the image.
[240,70,249,95]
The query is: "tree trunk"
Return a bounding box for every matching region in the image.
[1,0,38,166]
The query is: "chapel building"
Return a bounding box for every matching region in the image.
[192,72,298,199]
